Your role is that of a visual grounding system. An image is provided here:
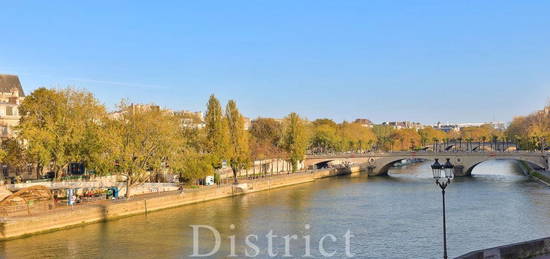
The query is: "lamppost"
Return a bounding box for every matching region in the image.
[431,158,454,259]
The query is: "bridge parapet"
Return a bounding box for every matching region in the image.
[305,151,549,176]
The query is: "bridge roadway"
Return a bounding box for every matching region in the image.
[305,151,550,177]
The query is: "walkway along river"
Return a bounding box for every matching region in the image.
[1,160,549,258]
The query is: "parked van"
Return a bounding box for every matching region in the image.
[204,176,215,186]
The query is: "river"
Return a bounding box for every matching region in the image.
[1,160,549,258]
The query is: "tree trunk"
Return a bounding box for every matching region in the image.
[125,177,131,199]
[54,166,61,182]
[232,167,238,184]
[35,165,41,180]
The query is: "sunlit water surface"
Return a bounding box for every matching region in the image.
[1,160,549,258]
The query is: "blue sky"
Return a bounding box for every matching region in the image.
[1,1,549,124]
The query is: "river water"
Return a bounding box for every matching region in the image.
[1,160,549,258]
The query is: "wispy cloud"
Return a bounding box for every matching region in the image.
[66,78,169,90]
[0,69,168,90]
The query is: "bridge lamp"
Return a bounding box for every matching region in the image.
[431,159,443,179]
[443,158,454,180]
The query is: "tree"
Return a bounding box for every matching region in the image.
[18,88,107,180]
[312,118,338,128]
[0,138,28,177]
[18,88,65,179]
[204,95,230,169]
[171,110,213,185]
[62,89,109,175]
[506,104,550,150]
[310,123,339,153]
[249,118,284,159]
[507,116,529,149]
[225,100,250,183]
[461,125,495,143]
[418,127,447,148]
[338,122,376,152]
[390,129,421,151]
[283,113,308,172]
[172,152,213,185]
[105,102,181,198]
[372,125,395,151]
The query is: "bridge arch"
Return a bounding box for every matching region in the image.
[376,158,412,176]
[463,157,546,176]
[306,151,549,177]
[368,156,434,176]
[312,160,334,169]
[366,155,547,177]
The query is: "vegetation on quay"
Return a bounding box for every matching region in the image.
[0,86,547,197]
[305,102,548,153]
[0,88,311,197]
[506,104,550,150]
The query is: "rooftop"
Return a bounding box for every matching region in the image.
[0,74,25,97]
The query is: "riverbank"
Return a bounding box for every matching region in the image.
[0,166,362,241]
[518,161,550,186]
[456,236,550,259]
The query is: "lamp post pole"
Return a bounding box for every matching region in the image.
[432,158,454,259]
[437,179,449,259]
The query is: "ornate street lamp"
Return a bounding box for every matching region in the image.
[432,158,454,259]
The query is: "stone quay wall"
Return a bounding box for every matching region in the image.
[0,166,361,240]
[517,161,550,186]
[456,236,550,259]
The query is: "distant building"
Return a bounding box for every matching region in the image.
[434,122,460,133]
[173,110,205,129]
[173,110,203,121]
[434,121,507,132]
[173,111,249,130]
[354,118,374,128]
[109,104,161,120]
[243,117,251,130]
[382,121,424,130]
[129,104,160,113]
[488,122,506,131]
[456,122,506,130]
[0,74,25,139]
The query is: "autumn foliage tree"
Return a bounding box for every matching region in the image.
[506,103,550,150]
[418,127,447,146]
[283,113,308,172]
[225,100,250,183]
[105,102,181,197]
[249,118,285,160]
[18,88,107,180]
[339,122,376,151]
[390,128,421,151]
[204,95,230,169]
[309,119,340,153]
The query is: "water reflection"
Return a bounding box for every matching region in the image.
[0,160,549,258]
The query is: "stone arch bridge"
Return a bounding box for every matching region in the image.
[305,151,550,177]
